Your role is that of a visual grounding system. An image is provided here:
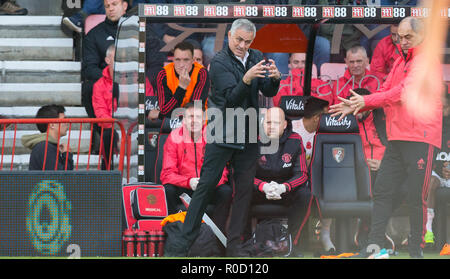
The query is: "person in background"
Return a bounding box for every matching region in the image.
[333,45,379,103]
[22,105,73,171]
[273,52,334,107]
[92,44,119,170]
[370,24,401,83]
[152,41,209,120]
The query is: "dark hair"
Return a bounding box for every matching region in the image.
[35,104,65,133]
[184,101,205,112]
[303,96,329,119]
[173,41,194,57]
[352,87,372,96]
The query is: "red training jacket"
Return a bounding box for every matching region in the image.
[160,125,228,189]
[92,65,117,128]
[370,35,401,83]
[363,46,443,149]
[273,68,335,107]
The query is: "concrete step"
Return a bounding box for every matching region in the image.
[0,106,87,118]
[0,83,81,106]
[1,130,93,154]
[0,38,73,61]
[0,61,80,83]
[0,154,136,170]
[0,16,68,38]
[0,106,138,128]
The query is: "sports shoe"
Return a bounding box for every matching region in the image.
[354,218,370,249]
[409,246,424,259]
[424,231,435,245]
[368,248,390,259]
[62,12,84,33]
[0,0,28,15]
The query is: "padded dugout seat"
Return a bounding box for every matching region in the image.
[153,116,182,184]
[310,113,372,252]
[144,96,162,182]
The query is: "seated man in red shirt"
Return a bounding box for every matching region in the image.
[333,45,379,103]
[160,102,232,233]
[370,24,401,83]
[273,52,334,107]
[92,43,118,170]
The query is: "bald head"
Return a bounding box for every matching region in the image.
[264,107,287,139]
[398,16,425,54]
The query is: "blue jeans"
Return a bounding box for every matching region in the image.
[82,0,105,15]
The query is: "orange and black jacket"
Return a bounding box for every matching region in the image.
[156,62,209,118]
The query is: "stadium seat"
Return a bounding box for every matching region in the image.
[278,95,307,120]
[319,63,347,82]
[310,113,372,253]
[153,116,182,184]
[84,14,106,35]
[144,96,162,182]
[443,64,450,82]
[434,187,450,251]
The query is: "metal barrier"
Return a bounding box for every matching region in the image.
[0,118,126,174]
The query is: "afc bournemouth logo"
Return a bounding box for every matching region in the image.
[332,147,345,163]
[147,194,157,205]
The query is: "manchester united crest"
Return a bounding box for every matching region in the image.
[147,194,157,205]
[282,153,292,163]
[332,147,345,163]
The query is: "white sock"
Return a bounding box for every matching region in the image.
[426,208,434,232]
[320,218,335,251]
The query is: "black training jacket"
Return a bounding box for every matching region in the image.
[254,122,309,192]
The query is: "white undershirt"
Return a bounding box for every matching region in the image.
[292,118,316,162]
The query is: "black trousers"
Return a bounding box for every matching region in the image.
[169,143,259,254]
[368,140,434,250]
[164,183,232,233]
[251,184,313,247]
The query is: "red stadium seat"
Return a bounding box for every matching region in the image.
[319,63,347,82]
[84,14,106,35]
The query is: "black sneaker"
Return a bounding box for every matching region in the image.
[409,246,424,259]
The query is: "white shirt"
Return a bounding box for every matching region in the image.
[292,118,315,163]
[235,51,249,67]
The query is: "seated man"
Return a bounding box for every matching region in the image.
[253,107,311,257]
[92,44,118,170]
[152,41,210,120]
[292,96,329,166]
[160,102,232,233]
[22,105,73,171]
[370,24,401,83]
[273,52,334,107]
[333,45,379,102]
[289,97,335,253]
